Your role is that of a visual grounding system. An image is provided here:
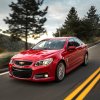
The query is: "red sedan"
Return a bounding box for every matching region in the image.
[9,37,88,82]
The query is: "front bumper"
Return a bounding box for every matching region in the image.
[9,64,56,82]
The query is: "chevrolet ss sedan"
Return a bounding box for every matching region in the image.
[9,37,88,82]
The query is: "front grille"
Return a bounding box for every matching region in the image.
[12,67,32,78]
[14,60,33,66]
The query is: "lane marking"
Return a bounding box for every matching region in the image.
[76,74,100,100]
[64,67,100,100]
[0,43,99,76]
[0,71,9,76]
[88,45,97,49]
[88,43,100,49]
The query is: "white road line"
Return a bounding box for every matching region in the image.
[0,43,99,76]
[88,43,100,49]
[0,71,9,76]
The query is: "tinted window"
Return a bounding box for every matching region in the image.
[67,38,74,47]
[32,39,66,50]
[74,40,80,47]
[75,38,84,45]
[74,38,84,47]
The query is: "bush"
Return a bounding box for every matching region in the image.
[0,55,12,69]
[0,48,4,53]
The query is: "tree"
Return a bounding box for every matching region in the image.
[63,7,80,35]
[4,0,48,49]
[85,6,99,35]
[78,6,100,40]
[87,6,99,29]
[54,7,80,37]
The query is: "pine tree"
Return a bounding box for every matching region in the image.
[79,6,100,39]
[87,6,99,31]
[4,0,48,49]
[54,7,80,37]
[63,7,80,36]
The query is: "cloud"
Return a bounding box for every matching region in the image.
[0,0,100,34]
[44,1,67,34]
[44,0,100,34]
[72,0,100,18]
[48,3,66,20]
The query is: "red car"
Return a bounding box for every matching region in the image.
[9,37,88,82]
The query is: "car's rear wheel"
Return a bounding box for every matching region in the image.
[55,62,65,82]
[83,53,88,66]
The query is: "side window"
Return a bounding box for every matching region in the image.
[74,41,80,47]
[74,38,81,47]
[67,38,74,48]
[76,38,84,45]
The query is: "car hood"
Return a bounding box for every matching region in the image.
[12,49,59,61]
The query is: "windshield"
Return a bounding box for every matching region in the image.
[32,39,66,50]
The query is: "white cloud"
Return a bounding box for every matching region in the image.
[0,0,100,35]
[48,3,66,20]
[44,0,100,34]
[44,2,67,34]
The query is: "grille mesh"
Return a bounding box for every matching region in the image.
[12,67,32,78]
[14,60,32,66]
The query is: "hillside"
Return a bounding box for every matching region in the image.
[0,34,32,51]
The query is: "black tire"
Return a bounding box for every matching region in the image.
[83,53,88,66]
[55,62,65,82]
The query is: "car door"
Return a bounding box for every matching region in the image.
[64,38,78,71]
[73,37,85,64]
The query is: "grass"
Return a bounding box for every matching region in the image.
[83,36,100,44]
[0,48,5,54]
[0,55,13,69]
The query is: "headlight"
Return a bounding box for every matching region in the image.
[35,58,53,66]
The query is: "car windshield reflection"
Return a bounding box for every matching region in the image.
[32,39,66,50]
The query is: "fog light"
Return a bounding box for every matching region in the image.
[44,74,48,78]
[35,73,49,79]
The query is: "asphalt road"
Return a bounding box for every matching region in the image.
[0,43,100,100]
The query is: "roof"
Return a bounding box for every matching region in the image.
[43,36,75,40]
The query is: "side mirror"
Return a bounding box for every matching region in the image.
[68,46,76,51]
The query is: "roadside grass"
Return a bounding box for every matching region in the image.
[83,37,100,45]
[0,55,13,69]
[93,37,100,42]
[0,48,5,54]
[0,51,17,69]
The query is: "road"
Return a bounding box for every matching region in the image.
[0,43,100,100]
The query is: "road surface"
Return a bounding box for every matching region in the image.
[0,43,100,100]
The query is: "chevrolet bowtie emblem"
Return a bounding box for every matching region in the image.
[19,62,24,65]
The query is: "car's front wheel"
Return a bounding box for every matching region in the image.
[55,62,65,82]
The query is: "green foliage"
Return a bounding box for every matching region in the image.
[0,48,4,54]
[54,7,80,37]
[10,34,22,41]
[54,6,100,41]
[4,0,48,49]
[65,7,80,32]
[78,6,99,40]
[0,55,12,68]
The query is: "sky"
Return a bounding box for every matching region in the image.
[0,0,100,37]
